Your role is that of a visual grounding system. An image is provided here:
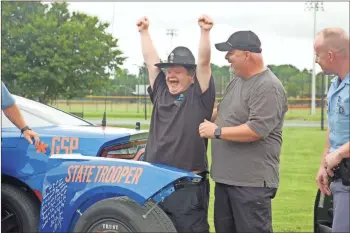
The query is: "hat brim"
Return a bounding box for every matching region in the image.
[154,62,197,69]
[215,42,262,53]
[215,42,233,52]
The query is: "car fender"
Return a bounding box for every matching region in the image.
[39,154,201,233]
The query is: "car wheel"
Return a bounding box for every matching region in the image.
[1,183,40,233]
[73,196,176,233]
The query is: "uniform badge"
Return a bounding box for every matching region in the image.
[169,53,174,63]
[336,96,344,114]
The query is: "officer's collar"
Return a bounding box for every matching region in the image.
[345,73,350,84]
[331,73,350,84]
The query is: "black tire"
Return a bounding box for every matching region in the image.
[73,196,177,233]
[1,183,40,233]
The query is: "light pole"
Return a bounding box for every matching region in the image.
[321,73,325,130]
[305,0,324,115]
[132,64,141,113]
[102,2,116,127]
[143,72,147,120]
[166,29,178,58]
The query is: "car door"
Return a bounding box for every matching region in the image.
[1,110,54,178]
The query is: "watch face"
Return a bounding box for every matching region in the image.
[215,128,221,137]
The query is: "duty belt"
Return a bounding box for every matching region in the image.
[332,166,342,179]
[331,158,350,186]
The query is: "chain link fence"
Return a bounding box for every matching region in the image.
[49,95,327,121]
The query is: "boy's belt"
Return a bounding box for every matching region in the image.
[198,171,209,181]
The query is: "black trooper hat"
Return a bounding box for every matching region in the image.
[155,46,197,69]
[215,30,262,53]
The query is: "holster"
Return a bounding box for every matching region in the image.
[332,158,350,186]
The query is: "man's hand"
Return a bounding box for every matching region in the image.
[23,129,40,147]
[325,150,343,177]
[316,167,331,196]
[198,15,214,31]
[136,16,150,33]
[199,119,217,139]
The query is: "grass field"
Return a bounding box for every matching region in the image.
[112,124,326,232]
[53,102,327,122]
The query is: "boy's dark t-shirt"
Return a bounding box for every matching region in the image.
[144,71,216,172]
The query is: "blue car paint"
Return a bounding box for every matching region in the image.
[39,154,201,233]
[1,124,145,196]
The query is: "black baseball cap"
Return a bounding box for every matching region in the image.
[215,30,262,53]
[155,46,197,69]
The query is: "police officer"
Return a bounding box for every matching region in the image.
[1,81,40,146]
[314,28,350,233]
[136,15,215,232]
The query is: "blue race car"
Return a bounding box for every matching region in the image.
[1,95,166,232]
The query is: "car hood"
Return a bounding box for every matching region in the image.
[60,125,146,137]
[2,125,149,179]
[30,125,148,139]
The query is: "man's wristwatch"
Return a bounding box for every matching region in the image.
[214,127,222,139]
[21,126,31,134]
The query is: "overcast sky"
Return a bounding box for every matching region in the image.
[66,2,349,75]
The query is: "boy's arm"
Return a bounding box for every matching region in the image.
[196,15,213,94]
[137,16,162,89]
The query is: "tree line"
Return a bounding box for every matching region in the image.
[1,1,331,104]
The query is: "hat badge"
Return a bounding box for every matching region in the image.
[169,52,175,63]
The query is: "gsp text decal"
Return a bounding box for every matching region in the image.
[65,165,143,184]
[51,137,79,154]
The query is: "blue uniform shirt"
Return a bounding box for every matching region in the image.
[327,72,350,152]
[1,81,16,110]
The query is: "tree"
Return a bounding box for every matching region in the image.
[109,68,138,96]
[286,76,300,98]
[1,2,125,104]
[210,63,230,97]
[138,62,149,85]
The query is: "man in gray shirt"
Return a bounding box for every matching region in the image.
[137,15,215,233]
[199,30,288,233]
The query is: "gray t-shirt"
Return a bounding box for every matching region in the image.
[144,71,216,172]
[211,68,288,188]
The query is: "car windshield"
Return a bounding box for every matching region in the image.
[14,95,93,126]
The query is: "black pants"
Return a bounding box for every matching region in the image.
[159,179,210,233]
[214,182,277,233]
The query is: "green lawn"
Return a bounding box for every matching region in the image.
[112,124,326,232]
[269,127,325,232]
[53,102,326,122]
[285,108,327,121]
